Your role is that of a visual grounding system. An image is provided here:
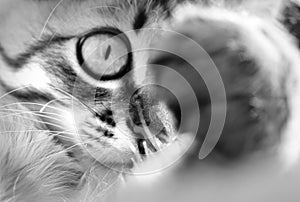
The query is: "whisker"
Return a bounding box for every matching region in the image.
[39,97,73,113]
[1,113,68,131]
[0,112,63,124]
[51,133,78,140]
[12,134,79,150]
[0,102,66,113]
[0,132,80,147]
[51,86,110,114]
[0,129,69,134]
[0,85,34,101]
[0,108,66,119]
[0,86,107,123]
[12,169,22,201]
[39,0,65,38]
[28,141,93,170]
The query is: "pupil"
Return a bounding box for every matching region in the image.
[104,45,111,60]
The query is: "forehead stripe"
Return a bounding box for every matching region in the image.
[0,36,72,69]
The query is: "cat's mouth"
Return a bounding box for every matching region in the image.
[135,128,172,156]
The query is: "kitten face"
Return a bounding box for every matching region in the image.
[0,0,176,168]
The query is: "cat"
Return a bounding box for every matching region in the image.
[1,0,300,201]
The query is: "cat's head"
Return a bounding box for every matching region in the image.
[0,0,177,169]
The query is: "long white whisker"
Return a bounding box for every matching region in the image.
[0,85,34,101]
[13,134,78,150]
[0,112,63,123]
[0,102,66,113]
[1,108,66,119]
[39,97,72,113]
[1,113,68,131]
[0,129,75,135]
[29,140,93,169]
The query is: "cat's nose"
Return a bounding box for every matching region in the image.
[128,85,177,154]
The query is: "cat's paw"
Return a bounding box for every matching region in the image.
[152,8,300,160]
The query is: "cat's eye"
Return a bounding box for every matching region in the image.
[76,28,132,81]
